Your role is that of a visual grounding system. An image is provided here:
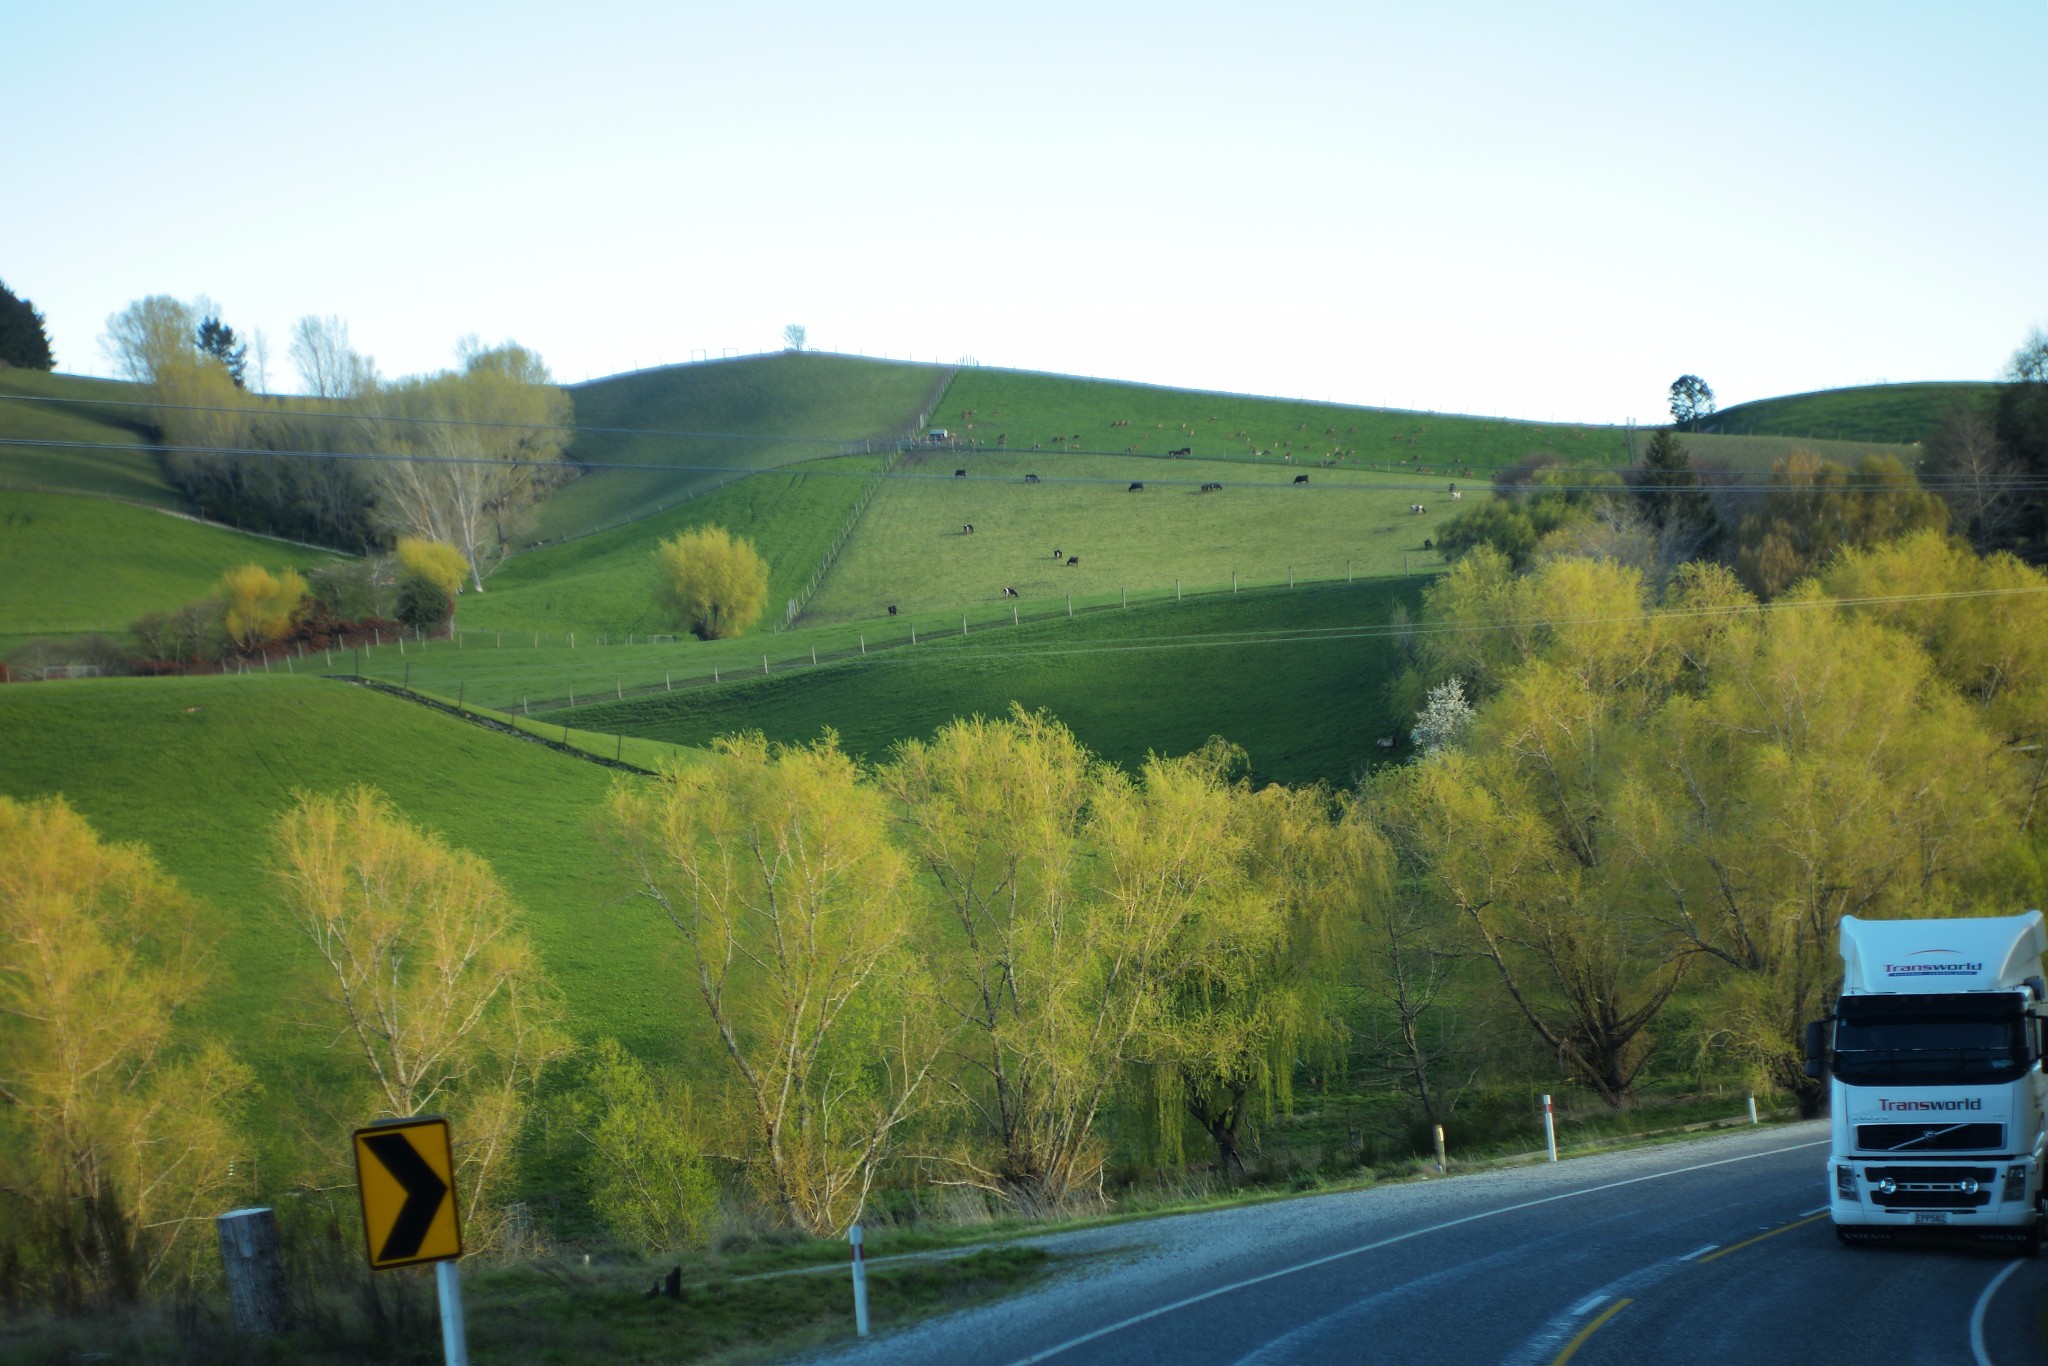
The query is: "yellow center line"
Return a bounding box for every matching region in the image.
[1694,1211,1830,1263]
[1551,1297,1633,1366]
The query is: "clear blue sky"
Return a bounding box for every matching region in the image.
[5,0,2043,422]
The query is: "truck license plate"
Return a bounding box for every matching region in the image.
[1914,1212,1948,1226]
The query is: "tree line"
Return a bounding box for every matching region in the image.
[7,520,2043,1305]
[101,299,572,578]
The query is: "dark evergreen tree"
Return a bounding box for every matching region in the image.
[195,315,248,388]
[1667,374,1715,431]
[0,280,55,370]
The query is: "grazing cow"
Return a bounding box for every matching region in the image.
[1168,446,1192,457]
[1066,556,1080,566]
[1052,548,1063,559]
[888,605,899,616]
[955,469,967,477]
[1024,473,1040,482]
[1128,482,1145,492]
[1451,490,1462,500]
[1414,504,1426,514]
[1200,482,1223,493]
[1001,586,1019,598]
[1293,474,1310,484]
[963,523,974,534]
[1447,483,1457,493]
[1423,539,1434,551]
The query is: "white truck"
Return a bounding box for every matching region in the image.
[1813,912,2048,1251]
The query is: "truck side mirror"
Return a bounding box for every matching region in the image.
[1803,1019,1829,1080]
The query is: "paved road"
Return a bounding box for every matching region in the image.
[814,1123,2048,1365]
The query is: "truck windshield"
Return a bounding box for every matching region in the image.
[1833,993,2032,1086]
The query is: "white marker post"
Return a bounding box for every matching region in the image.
[437,1261,470,1366]
[1749,1093,1759,1125]
[1542,1094,1558,1163]
[849,1223,870,1337]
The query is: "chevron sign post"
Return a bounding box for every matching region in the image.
[353,1115,468,1365]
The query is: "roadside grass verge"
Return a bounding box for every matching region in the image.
[0,368,176,507]
[459,455,883,639]
[801,450,1448,624]
[535,353,941,542]
[0,490,342,645]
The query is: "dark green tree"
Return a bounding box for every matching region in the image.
[1635,429,1719,551]
[0,280,55,370]
[1995,328,2048,560]
[195,315,247,389]
[1667,374,1715,432]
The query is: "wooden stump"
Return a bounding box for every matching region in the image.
[216,1207,290,1334]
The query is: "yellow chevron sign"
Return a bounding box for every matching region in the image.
[352,1116,463,1270]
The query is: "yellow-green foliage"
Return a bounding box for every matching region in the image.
[272,787,569,1254]
[570,1038,718,1253]
[216,563,307,648]
[396,536,469,598]
[653,524,769,639]
[0,795,250,1299]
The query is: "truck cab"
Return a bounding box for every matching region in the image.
[1816,913,2048,1251]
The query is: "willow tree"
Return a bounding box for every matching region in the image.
[607,735,941,1236]
[273,787,567,1252]
[881,708,1108,1210]
[0,797,249,1303]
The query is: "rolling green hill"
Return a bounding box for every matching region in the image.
[550,580,1423,789]
[0,490,341,645]
[926,366,1635,471]
[535,352,945,542]
[1706,381,1997,444]
[461,454,882,639]
[802,451,1448,624]
[0,676,682,1170]
[0,368,179,506]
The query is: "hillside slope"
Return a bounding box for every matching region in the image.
[1706,381,1998,444]
[536,352,945,541]
[0,677,680,1147]
[0,490,340,645]
[0,368,178,506]
[554,580,1423,789]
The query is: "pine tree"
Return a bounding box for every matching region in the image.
[195,314,248,388]
[0,279,56,370]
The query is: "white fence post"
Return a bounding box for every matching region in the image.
[1542,1094,1558,1162]
[849,1223,870,1337]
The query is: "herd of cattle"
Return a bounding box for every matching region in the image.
[878,465,1453,616]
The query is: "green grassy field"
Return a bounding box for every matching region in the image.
[460,455,881,639]
[534,353,944,542]
[1677,430,1924,473]
[927,366,1635,472]
[0,676,698,1196]
[551,580,1424,789]
[1705,381,1999,444]
[0,369,180,507]
[803,450,1450,623]
[0,490,342,644]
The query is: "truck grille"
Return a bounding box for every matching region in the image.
[1864,1165,1996,1209]
[1855,1123,2004,1153]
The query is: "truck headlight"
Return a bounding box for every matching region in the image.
[2004,1165,2028,1202]
[1837,1165,1857,1199]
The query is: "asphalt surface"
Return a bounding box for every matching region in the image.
[812,1122,2048,1365]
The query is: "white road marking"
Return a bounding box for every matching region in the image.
[1006,1137,1830,1364]
[1676,1244,1718,1261]
[1567,1293,1609,1316]
[1970,1259,2025,1366]
[1800,1204,1829,1217]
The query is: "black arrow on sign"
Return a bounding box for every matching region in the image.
[363,1131,449,1262]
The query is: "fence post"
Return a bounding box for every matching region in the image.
[763,654,769,675]
[849,1224,870,1337]
[615,679,622,699]
[457,682,464,711]
[1748,1093,1759,1125]
[1434,1125,1447,1174]
[1177,578,1181,600]
[962,615,968,636]
[665,671,671,691]
[1542,1094,1558,1162]
[1012,605,1019,627]
[860,635,865,655]
[1067,595,1072,617]
[1122,587,1126,608]
[1232,571,1237,593]
[216,1208,290,1335]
